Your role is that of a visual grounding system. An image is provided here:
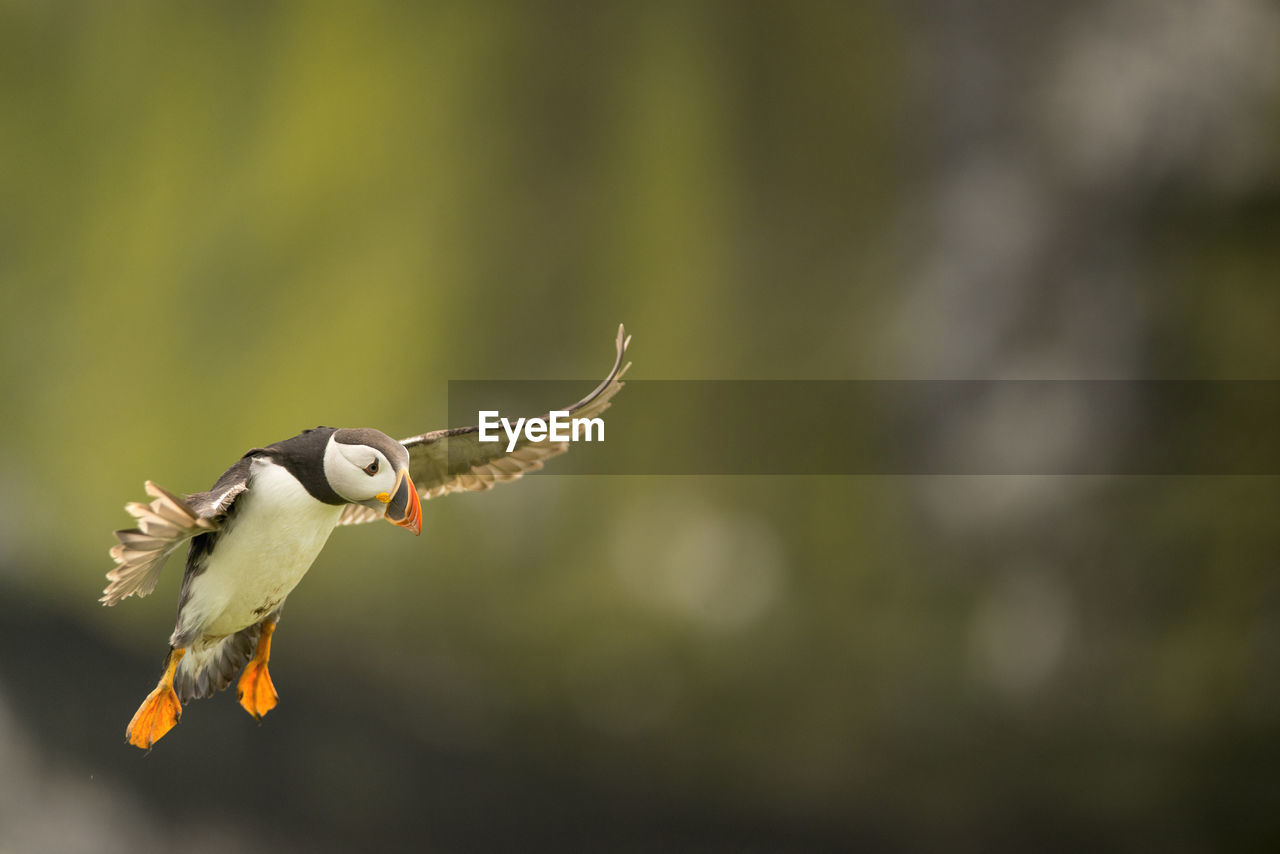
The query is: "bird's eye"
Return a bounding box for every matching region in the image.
[364,459,379,476]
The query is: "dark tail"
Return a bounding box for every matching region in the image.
[173,623,261,703]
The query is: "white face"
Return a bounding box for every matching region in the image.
[323,436,400,505]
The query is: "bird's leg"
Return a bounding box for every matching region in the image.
[126,647,185,750]
[237,618,279,719]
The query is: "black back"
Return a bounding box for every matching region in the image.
[258,426,346,505]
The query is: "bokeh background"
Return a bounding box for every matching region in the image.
[3,1,1280,851]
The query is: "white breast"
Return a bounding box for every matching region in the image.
[177,459,344,643]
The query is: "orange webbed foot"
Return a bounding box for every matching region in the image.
[126,661,184,751]
[237,659,279,719]
[238,619,280,719]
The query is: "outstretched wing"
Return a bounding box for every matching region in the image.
[101,474,247,606]
[339,323,631,526]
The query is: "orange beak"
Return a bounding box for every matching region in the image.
[381,470,422,535]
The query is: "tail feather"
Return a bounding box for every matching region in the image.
[174,624,260,703]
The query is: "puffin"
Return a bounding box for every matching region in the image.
[103,325,630,749]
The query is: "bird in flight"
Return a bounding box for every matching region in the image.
[103,325,631,749]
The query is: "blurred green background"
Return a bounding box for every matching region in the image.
[2,2,1279,851]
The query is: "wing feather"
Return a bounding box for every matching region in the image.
[338,323,631,526]
[100,479,242,606]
